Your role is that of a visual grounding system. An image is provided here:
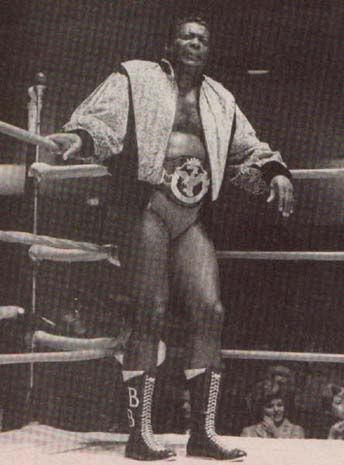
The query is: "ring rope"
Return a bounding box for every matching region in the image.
[220,349,344,364]
[0,230,104,251]
[216,251,344,261]
[28,244,118,264]
[0,306,25,320]
[1,348,344,365]
[290,168,344,179]
[0,349,114,365]
[26,165,344,181]
[2,232,343,264]
[0,231,120,265]
[29,162,109,181]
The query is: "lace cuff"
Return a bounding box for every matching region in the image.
[63,116,125,163]
[229,166,269,195]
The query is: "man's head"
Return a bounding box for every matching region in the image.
[165,16,211,70]
[322,384,344,420]
[267,365,294,388]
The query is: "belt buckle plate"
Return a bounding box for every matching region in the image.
[163,157,210,205]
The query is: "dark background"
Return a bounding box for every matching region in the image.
[0,0,343,436]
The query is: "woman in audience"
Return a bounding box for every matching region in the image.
[245,365,296,414]
[322,384,344,439]
[241,382,304,438]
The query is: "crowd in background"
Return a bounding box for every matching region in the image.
[240,365,344,439]
[162,364,344,440]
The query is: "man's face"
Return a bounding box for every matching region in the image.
[332,388,344,420]
[169,22,210,69]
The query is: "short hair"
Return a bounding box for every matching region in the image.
[267,365,295,386]
[322,384,344,414]
[267,365,293,379]
[249,380,294,420]
[167,15,211,45]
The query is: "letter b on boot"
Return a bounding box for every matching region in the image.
[127,387,139,428]
[127,408,135,427]
[128,387,139,408]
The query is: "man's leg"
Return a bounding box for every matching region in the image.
[123,209,169,372]
[172,222,246,461]
[121,209,175,460]
[172,221,223,371]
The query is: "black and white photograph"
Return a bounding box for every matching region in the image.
[0,1,343,463]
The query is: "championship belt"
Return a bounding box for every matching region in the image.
[161,157,210,206]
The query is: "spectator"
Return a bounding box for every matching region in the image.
[246,365,296,414]
[322,384,344,440]
[267,365,295,391]
[241,382,304,438]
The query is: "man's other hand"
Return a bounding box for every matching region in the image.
[267,175,294,218]
[47,133,82,161]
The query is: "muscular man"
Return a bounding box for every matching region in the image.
[49,16,294,461]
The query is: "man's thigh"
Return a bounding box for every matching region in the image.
[119,209,170,305]
[171,221,221,308]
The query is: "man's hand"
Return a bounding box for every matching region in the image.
[46,133,82,161]
[262,416,279,438]
[267,175,294,218]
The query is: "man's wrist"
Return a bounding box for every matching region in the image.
[259,161,292,185]
[65,129,94,155]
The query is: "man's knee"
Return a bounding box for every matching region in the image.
[193,299,225,329]
[208,300,225,327]
[212,300,225,322]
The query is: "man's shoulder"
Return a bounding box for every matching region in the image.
[121,59,161,75]
[203,74,235,103]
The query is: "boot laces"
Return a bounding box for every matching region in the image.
[204,372,221,442]
[203,372,236,452]
[141,376,166,452]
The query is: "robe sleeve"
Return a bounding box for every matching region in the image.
[63,71,130,162]
[226,104,291,194]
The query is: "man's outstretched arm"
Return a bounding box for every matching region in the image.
[47,70,130,162]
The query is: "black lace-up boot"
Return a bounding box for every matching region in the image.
[187,369,247,461]
[124,373,176,461]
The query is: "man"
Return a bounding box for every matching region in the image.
[49,16,294,461]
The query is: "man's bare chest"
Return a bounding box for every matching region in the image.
[172,91,203,136]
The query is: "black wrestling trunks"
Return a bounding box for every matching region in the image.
[146,157,210,239]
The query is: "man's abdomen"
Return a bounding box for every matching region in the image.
[166,131,207,161]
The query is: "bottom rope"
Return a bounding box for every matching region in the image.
[1,348,344,365]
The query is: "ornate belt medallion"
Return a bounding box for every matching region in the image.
[162,157,210,205]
